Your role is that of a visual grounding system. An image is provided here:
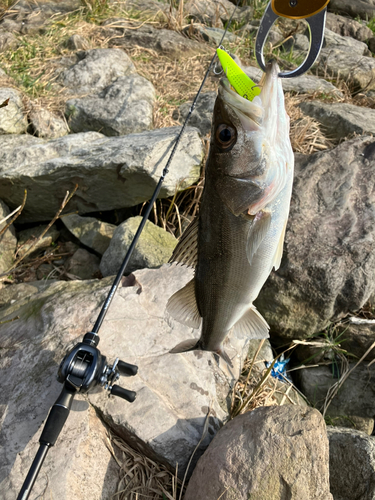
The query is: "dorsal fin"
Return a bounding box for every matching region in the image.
[233,305,269,339]
[169,217,199,268]
[246,210,271,265]
[166,278,201,329]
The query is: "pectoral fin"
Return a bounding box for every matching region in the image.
[233,305,269,339]
[246,210,271,265]
[166,278,201,329]
[272,219,287,271]
[169,217,199,268]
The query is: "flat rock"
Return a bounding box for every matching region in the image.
[172,91,216,136]
[29,107,69,139]
[0,264,257,493]
[184,406,332,500]
[241,23,284,46]
[100,216,177,276]
[0,87,27,134]
[64,248,100,280]
[316,48,375,91]
[60,48,135,94]
[328,0,375,20]
[299,101,375,140]
[66,74,155,136]
[0,127,203,223]
[255,136,375,339]
[182,24,238,45]
[244,65,343,96]
[17,224,60,258]
[62,214,115,255]
[184,0,253,26]
[104,20,209,57]
[0,199,16,274]
[336,320,375,361]
[325,13,373,43]
[327,427,375,500]
[296,364,375,420]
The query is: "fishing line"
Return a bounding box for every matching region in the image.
[91,0,242,336]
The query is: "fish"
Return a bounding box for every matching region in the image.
[166,60,294,366]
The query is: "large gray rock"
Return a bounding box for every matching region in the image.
[60,48,135,94]
[62,214,115,255]
[244,65,342,96]
[172,91,216,136]
[325,13,373,43]
[182,24,238,45]
[0,264,257,495]
[184,0,253,26]
[66,74,155,136]
[327,427,375,500]
[316,48,375,91]
[296,364,375,420]
[184,406,332,500]
[29,106,69,139]
[328,0,375,20]
[255,136,375,339]
[104,20,209,57]
[299,101,375,140]
[0,88,27,134]
[0,127,203,223]
[336,320,375,361]
[64,248,100,280]
[100,216,177,276]
[0,199,16,273]
[323,28,370,55]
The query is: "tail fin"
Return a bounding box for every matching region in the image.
[170,339,234,368]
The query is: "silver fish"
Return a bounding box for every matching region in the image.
[166,61,294,366]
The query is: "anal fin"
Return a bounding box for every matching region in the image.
[166,278,201,329]
[233,305,269,339]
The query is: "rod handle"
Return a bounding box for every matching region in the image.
[111,384,136,403]
[118,360,138,377]
[39,384,75,446]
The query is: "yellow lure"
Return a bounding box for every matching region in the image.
[216,48,261,102]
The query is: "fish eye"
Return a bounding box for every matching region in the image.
[215,124,237,150]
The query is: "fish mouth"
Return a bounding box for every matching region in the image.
[218,60,283,135]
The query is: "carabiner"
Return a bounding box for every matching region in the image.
[256,0,329,78]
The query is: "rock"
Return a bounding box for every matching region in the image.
[184,0,253,26]
[323,28,370,56]
[17,224,60,258]
[0,88,27,134]
[316,48,375,91]
[0,29,18,52]
[100,216,177,276]
[60,48,135,94]
[0,199,17,273]
[325,13,373,43]
[328,0,375,20]
[182,24,238,45]
[241,23,284,46]
[65,34,90,51]
[172,91,216,136]
[61,214,115,255]
[184,406,332,500]
[0,0,81,35]
[104,21,209,57]
[64,248,100,280]
[336,320,375,361]
[369,37,375,54]
[327,427,375,500]
[296,364,375,420]
[0,127,203,223]
[299,101,375,140]
[29,107,69,139]
[0,264,256,492]
[66,74,155,136]
[255,136,375,339]
[244,65,343,96]
[328,416,374,435]
[0,280,53,309]
[283,33,310,52]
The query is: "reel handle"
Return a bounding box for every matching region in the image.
[117,360,138,377]
[111,384,136,403]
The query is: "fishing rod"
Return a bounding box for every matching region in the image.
[16,4,241,500]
